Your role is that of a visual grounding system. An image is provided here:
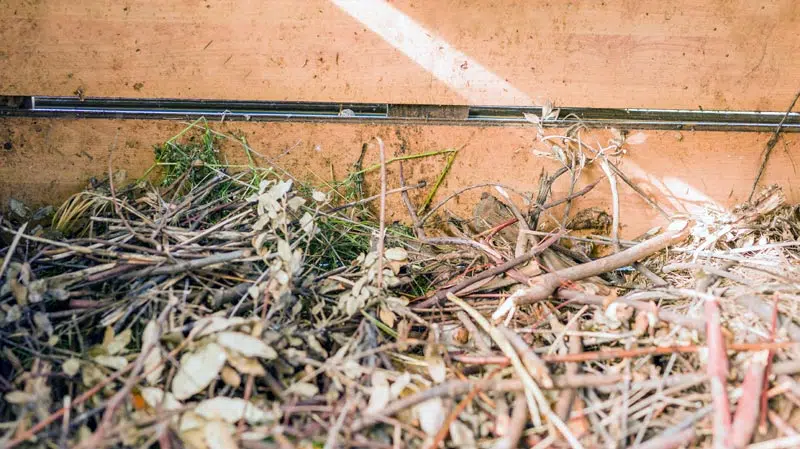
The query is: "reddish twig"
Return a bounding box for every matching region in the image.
[730,351,770,448]
[760,296,779,435]
[705,294,732,449]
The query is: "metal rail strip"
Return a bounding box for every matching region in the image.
[1,96,799,132]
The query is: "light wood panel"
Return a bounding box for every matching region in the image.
[1,1,798,109]
[1,118,798,238]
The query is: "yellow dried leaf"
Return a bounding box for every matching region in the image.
[220,366,241,388]
[226,353,266,377]
[379,305,396,328]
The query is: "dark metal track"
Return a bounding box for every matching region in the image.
[1,96,799,132]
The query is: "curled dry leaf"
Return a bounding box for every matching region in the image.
[142,320,163,385]
[194,397,276,425]
[226,352,266,377]
[172,343,227,400]
[216,332,277,359]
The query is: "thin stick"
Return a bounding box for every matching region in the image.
[749,90,800,201]
[324,392,361,449]
[398,160,424,238]
[495,393,528,449]
[538,341,793,364]
[418,149,458,215]
[494,221,690,317]
[119,249,250,279]
[417,231,561,308]
[376,137,387,289]
[419,183,532,225]
[598,156,620,251]
[607,160,671,219]
[0,221,27,281]
[322,182,425,215]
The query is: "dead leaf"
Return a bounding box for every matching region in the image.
[180,428,210,449]
[62,358,81,377]
[140,387,182,426]
[226,352,266,377]
[194,397,276,425]
[414,398,445,436]
[142,320,163,385]
[5,390,35,404]
[93,355,128,370]
[105,327,132,355]
[379,305,396,328]
[204,420,238,449]
[188,316,248,339]
[172,343,227,400]
[384,247,408,261]
[287,382,318,398]
[216,332,277,359]
[220,366,241,388]
[365,371,390,414]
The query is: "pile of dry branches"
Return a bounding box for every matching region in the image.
[2,122,800,449]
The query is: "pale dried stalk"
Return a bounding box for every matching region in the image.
[494,221,690,319]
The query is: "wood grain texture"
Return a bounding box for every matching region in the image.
[1,1,798,109]
[2,118,798,238]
